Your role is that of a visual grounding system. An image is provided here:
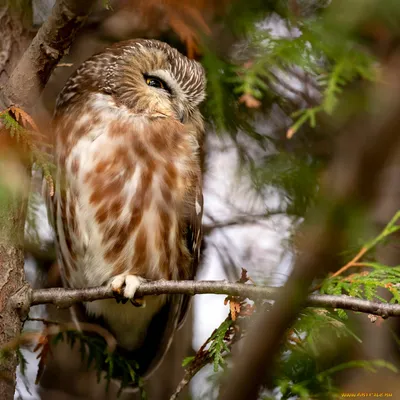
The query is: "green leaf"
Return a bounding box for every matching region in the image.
[182,356,195,367]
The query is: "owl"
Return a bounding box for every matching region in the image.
[45,39,206,377]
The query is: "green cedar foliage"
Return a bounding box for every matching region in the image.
[51,330,146,398]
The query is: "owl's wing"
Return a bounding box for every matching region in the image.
[132,296,182,378]
[178,184,204,328]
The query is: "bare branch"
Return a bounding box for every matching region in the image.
[15,280,400,319]
[170,316,239,400]
[203,211,287,235]
[30,281,279,307]
[306,294,400,318]
[170,369,199,400]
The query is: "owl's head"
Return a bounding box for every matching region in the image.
[58,39,206,124]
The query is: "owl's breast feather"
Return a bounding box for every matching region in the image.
[54,93,197,350]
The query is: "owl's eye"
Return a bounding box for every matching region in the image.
[146,77,165,90]
[144,74,172,94]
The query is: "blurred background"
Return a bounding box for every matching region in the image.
[2,0,400,398]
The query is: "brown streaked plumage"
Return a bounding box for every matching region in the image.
[44,39,206,378]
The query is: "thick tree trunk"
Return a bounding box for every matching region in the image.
[0,244,27,399]
[0,2,33,399]
[0,1,32,86]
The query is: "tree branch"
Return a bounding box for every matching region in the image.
[202,211,287,235]
[0,0,97,110]
[13,280,400,319]
[30,281,279,308]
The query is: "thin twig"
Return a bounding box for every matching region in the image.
[169,360,209,400]
[330,247,368,278]
[312,246,369,291]
[170,316,242,400]
[203,211,286,235]
[0,332,43,354]
[313,212,400,291]
[351,262,374,267]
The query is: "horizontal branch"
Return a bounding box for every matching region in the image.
[26,280,400,318]
[202,211,286,235]
[30,281,279,307]
[307,294,400,318]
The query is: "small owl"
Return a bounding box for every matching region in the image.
[45,39,206,376]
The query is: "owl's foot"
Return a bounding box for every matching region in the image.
[110,274,146,307]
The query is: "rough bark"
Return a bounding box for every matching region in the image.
[0,244,28,399]
[1,0,97,110]
[0,2,33,398]
[0,133,30,399]
[0,1,33,87]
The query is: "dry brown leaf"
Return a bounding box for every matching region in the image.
[286,127,296,139]
[125,0,231,57]
[230,300,241,321]
[34,332,51,384]
[239,303,255,317]
[9,106,40,132]
[239,93,262,109]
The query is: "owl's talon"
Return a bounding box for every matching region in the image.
[110,274,143,303]
[114,293,129,304]
[130,297,146,308]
